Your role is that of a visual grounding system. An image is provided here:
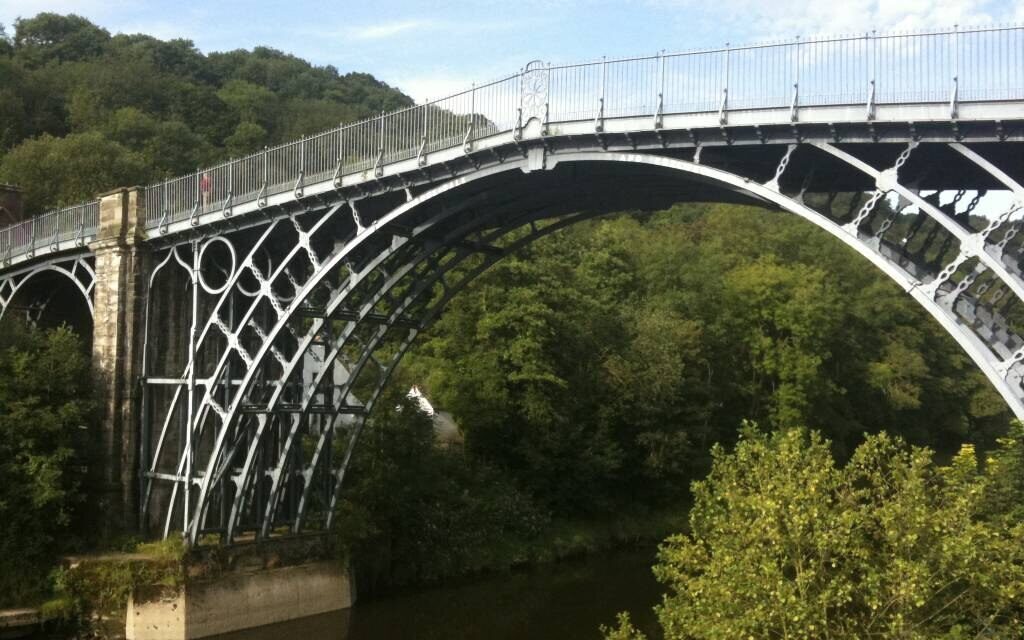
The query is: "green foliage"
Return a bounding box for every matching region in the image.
[0,321,95,606]
[224,121,269,158]
[605,425,1024,639]
[335,385,549,593]
[13,14,109,66]
[723,257,843,426]
[405,205,1011,518]
[0,131,149,212]
[0,13,412,214]
[49,537,186,630]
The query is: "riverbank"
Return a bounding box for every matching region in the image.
[352,501,690,599]
[346,546,666,640]
[0,501,689,638]
[529,503,690,562]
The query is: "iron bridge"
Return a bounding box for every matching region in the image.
[1,25,1023,545]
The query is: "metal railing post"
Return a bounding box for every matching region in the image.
[514,69,525,140]
[418,104,429,165]
[463,83,476,153]
[258,146,269,207]
[222,159,235,217]
[718,45,730,125]
[373,110,386,178]
[162,184,169,228]
[654,50,665,129]
[790,36,801,122]
[950,24,960,119]
[190,167,201,226]
[294,136,306,198]
[333,123,346,188]
[543,62,550,134]
[866,31,877,120]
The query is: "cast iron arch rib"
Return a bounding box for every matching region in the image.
[163,149,1024,545]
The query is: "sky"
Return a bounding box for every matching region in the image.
[1,0,1022,102]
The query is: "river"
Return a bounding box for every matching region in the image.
[208,547,664,640]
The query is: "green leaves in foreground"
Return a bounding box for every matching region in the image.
[0,322,94,606]
[606,424,1024,639]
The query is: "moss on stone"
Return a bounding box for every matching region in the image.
[52,536,186,635]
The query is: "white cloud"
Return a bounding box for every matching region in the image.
[348,19,431,40]
[651,0,1016,40]
[393,72,468,103]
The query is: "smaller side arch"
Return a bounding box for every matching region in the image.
[0,256,95,326]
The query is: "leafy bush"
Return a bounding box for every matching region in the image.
[605,424,1024,639]
[334,386,549,594]
[0,322,94,606]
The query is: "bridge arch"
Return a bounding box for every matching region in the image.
[144,145,1024,544]
[0,256,95,333]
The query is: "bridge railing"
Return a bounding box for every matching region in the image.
[2,24,1021,247]
[138,24,1019,232]
[0,201,100,265]
[142,73,522,230]
[546,26,1023,121]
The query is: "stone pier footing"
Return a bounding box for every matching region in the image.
[126,562,353,640]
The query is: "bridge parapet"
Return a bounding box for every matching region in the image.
[0,200,98,268]
[0,24,1021,267]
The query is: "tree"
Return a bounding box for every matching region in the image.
[0,59,27,149]
[0,322,94,606]
[334,384,546,592]
[13,13,109,66]
[0,23,13,56]
[216,79,280,131]
[721,257,844,427]
[605,425,1024,639]
[0,12,413,202]
[0,132,150,214]
[224,121,268,158]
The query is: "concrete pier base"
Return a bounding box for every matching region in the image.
[0,608,45,639]
[126,562,353,640]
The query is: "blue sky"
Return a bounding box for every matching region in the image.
[1,0,1022,101]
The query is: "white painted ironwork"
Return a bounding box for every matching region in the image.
[2,23,1023,548]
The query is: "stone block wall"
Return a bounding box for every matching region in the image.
[90,187,151,535]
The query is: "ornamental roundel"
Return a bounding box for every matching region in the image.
[520,60,549,122]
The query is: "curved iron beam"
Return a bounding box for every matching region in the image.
[0,256,95,323]
[183,147,1024,544]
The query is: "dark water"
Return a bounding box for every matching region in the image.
[210,547,664,640]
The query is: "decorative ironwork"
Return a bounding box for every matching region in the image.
[0,256,95,323]
[0,24,1022,549]
[520,60,549,123]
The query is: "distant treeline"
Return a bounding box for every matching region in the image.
[0,13,412,215]
[337,204,1013,591]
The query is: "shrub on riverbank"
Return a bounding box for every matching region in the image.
[334,388,548,593]
[605,423,1024,639]
[334,387,691,596]
[0,322,94,607]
